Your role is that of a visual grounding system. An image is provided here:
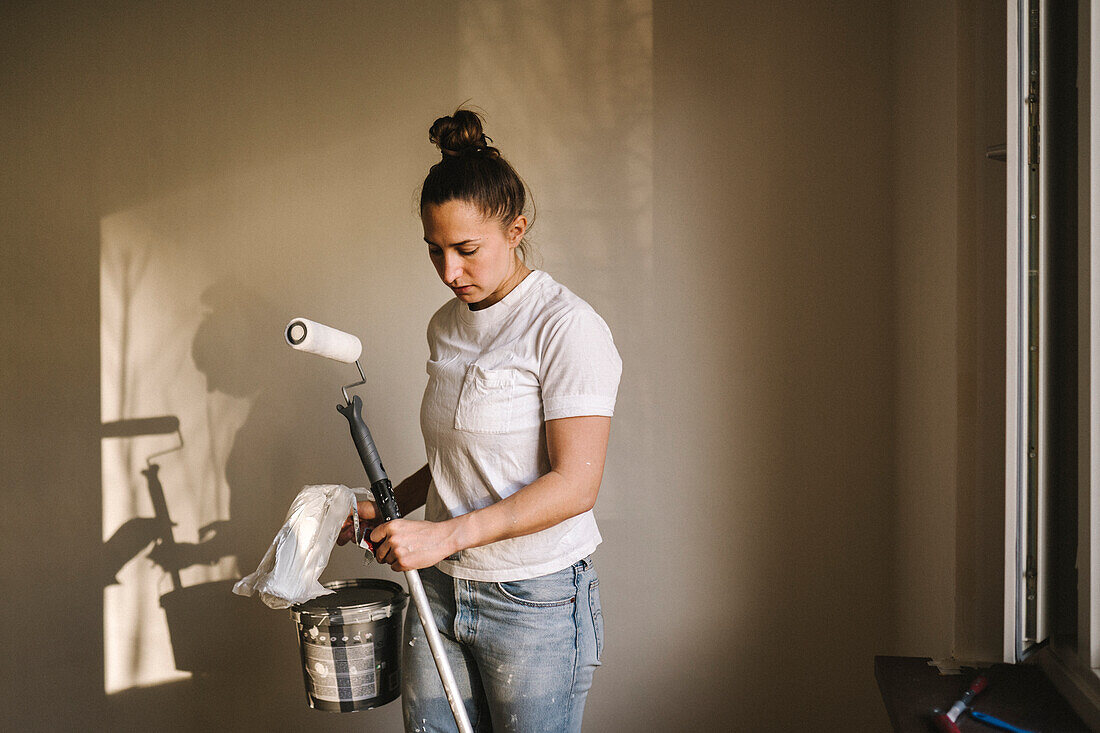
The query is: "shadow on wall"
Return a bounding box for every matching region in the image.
[100,273,403,730]
[103,283,289,577]
[186,280,299,573]
[100,277,299,688]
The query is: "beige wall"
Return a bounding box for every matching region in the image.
[888,0,965,659]
[955,0,1009,664]
[1,1,1004,730]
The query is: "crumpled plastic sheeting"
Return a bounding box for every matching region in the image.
[233,484,358,609]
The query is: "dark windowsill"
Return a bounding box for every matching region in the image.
[874,655,1091,732]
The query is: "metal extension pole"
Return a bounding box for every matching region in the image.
[404,568,473,733]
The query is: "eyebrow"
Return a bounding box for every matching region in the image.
[423,237,482,247]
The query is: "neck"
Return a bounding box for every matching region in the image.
[470,259,531,311]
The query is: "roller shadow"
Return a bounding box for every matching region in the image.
[101,419,186,586]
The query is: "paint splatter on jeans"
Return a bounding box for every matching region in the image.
[401,557,603,732]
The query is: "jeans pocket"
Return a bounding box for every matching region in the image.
[454,364,516,434]
[589,578,604,663]
[495,569,577,608]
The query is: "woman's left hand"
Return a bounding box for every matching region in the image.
[369,519,457,571]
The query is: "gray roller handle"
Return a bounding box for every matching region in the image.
[337,396,388,485]
[337,395,401,522]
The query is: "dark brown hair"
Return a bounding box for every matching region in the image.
[421,109,533,259]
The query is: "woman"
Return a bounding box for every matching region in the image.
[338,108,621,732]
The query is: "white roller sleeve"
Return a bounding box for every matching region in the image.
[285,317,363,363]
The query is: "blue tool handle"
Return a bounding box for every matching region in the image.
[969,710,1036,733]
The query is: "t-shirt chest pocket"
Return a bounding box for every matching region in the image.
[454,363,517,435]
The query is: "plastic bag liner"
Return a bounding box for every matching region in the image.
[233,484,360,609]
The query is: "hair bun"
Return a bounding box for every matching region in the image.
[429,109,499,159]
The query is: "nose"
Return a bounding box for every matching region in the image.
[441,250,463,284]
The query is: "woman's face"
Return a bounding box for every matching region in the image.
[422,199,528,310]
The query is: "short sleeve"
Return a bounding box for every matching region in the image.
[539,307,622,420]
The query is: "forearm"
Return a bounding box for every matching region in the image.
[366,417,610,570]
[446,469,598,554]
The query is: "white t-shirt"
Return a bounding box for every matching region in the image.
[420,270,622,581]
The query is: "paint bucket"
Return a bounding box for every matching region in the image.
[291,578,408,712]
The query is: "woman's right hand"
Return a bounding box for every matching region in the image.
[336,499,381,546]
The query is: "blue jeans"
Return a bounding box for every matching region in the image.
[401,557,604,732]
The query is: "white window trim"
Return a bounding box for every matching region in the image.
[1087,0,1100,677]
[1005,0,1047,664]
[1005,0,1023,666]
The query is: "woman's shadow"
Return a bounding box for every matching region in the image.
[140,279,357,727]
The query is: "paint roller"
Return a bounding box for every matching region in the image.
[285,317,473,733]
[285,317,362,364]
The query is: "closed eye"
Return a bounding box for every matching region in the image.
[425,243,477,257]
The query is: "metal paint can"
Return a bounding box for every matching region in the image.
[291,578,408,712]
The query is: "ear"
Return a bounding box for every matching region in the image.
[505,215,528,248]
